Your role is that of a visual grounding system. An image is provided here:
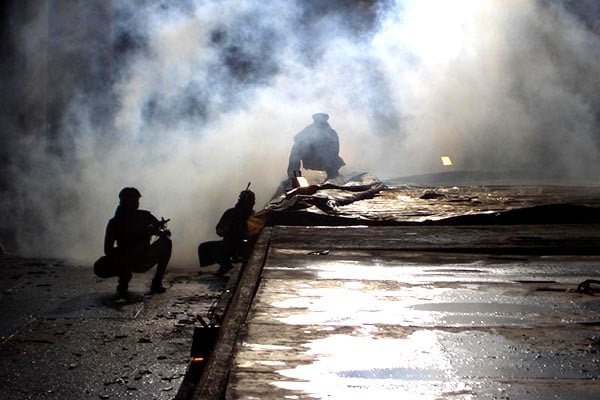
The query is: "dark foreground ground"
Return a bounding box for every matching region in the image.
[0,257,224,400]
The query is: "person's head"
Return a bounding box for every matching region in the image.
[118,187,141,209]
[237,189,255,210]
[312,113,329,123]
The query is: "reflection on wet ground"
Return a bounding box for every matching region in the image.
[271,329,600,399]
[229,225,600,399]
[258,254,600,327]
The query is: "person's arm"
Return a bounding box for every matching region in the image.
[287,143,301,178]
[104,221,116,256]
[145,211,171,237]
[331,129,340,155]
[216,209,233,237]
[146,212,161,234]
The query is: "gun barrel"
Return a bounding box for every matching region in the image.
[159,218,171,226]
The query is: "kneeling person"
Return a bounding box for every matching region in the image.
[94,187,172,298]
[198,189,255,277]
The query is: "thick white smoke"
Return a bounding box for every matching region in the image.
[370,0,600,177]
[7,0,600,264]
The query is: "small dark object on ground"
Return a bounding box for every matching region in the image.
[576,279,600,294]
[307,250,330,256]
[420,191,445,200]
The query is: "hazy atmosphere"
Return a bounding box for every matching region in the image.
[0,0,599,264]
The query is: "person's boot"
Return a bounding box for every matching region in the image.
[150,277,166,294]
[214,263,233,277]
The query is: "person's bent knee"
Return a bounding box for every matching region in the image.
[154,236,172,253]
[155,235,172,246]
[94,255,119,278]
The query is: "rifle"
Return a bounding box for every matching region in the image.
[155,217,171,237]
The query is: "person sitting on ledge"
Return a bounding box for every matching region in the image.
[198,188,255,277]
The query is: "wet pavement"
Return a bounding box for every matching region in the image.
[225,225,600,399]
[0,257,225,399]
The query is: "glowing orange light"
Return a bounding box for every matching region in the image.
[440,156,453,166]
[192,357,204,362]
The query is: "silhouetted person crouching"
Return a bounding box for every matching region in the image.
[198,189,255,277]
[287,113,345,180]
[94,187,172,298]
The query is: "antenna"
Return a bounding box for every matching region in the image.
[245,182,251,190]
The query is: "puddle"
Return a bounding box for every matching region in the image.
[337,367,446,381]
[273,330,459,399]
[269,284,586,327]
[270,330,600,399]
[409,302,544,314]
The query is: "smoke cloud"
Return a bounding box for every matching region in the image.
[2,0,599,264]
